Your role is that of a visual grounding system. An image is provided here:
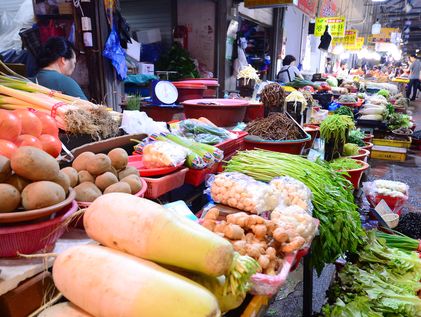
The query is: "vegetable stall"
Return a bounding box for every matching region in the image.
[0,66,419,317]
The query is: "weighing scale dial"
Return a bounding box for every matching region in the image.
[154,81,178,105]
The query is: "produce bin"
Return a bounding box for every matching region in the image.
[363,134,374,143]
[244,103,264,122]
[244,134,311,155]
[347,148,370,163]
[139,105,185,122]
[303,124,320,150]
[215,131,248,157]
[182,99,249,127]
[338,160,370,189]
[143,168,188,199]
[172,82,206,103]
[185,164,220,187]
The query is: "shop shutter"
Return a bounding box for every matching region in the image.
[119,0,173,48]
[0,0,27,15]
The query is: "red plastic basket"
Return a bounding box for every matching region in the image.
[338,160,370,189]
[0,201,78,257]
[143,168,188,199]
[215,131,248,157]
[185,164,221,187]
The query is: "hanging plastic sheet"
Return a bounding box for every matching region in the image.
[103,24,127,80]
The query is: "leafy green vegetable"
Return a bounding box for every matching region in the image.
[323,297,383,317]
[343,143,360,156]
[330,158,361,171]
[387,113,411,131]
[179,120,232,139]
[335,106,354,118]
[377,89,390,100]
[285,78,320,89]
[320,115,355,159]
[327,76,339,87]
[226,150,364,273]
[348,129,366,147]
[375,231,420,252]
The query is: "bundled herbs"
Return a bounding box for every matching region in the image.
[245,113,304,141]
[226,150,364,273]
[323,232,421,317]
[334,106,354,118]
[320,115,355,160]
[348,129,365,146]
[396,213,421,239]
[375,231,421,252]
[330,158,361,171]
[387,113,411,131]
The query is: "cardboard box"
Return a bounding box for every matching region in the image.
[138,63,154,75]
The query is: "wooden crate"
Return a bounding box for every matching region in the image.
[371,145,407,162]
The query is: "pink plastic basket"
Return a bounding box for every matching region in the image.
[143,168,188,199]
[215,131,248,157]
[0,201,78,257]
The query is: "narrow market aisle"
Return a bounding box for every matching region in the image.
[266,100,421,317]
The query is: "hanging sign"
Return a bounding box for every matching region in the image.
[296,0,318,18]
[345,37,365,51]
[314,16,346,37]
[368,28,399,43]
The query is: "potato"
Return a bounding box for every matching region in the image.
[86,154,111,176]
[78,170,94,184]
[103,182,131,194]
[118,166,139,180]
[0,184,21,212]
[53,171,70,195]
[108,148,128,170]
[61,167,78,187]
[74,182,102,202]
[11,146,59,181]
[107,165,118,177]
[72,152,95,172]
[120,175,143,194]
[6,174,31,192]
[95,172,118,191]
[21,181,65,210]
[0,155,12,182]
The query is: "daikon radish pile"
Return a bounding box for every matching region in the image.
[83,193,258,296]
[53,245,220,317]
[39,302,92,317]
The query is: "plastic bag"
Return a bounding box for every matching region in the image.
[194,133,224,145]
[142,141,187,168]
[120,111,168,135]
[270,205,318,246]
[363,180,409,213]
[207,172,277,214]
[269,177,313,214]
[103,24,127,80]
[178,120,235,140]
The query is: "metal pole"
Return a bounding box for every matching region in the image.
[302,251,313,317]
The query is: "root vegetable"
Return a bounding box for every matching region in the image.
[78,170,94,184]
[223,224,245,240]
[205,208,220,220]
[5,174,30,192]
[120,175,142,194]
[226,212,248,227]
[53,170,70,195]
[0,184,21,212]
[53,245,220,317]
[251,225,267,240]
[74,182,102,202]
[273,228,289,243]
[258,255,270,270]
[86,154,111,176]
[118,166,139,180]
[281,237,306,253]
[108,148,128,170]
[38,302,92,317]
[232,240,247,255]
[0,155,11,182]
[103,182,131,194]
[266,247,277,260]
[95,172,118,191]
[72,152,95,171]
[245,233,255,244]
[214,221,227,235]
[84,193,234,277]
[202,219,216,231]
[61,167,78,187]
[246,244,262,259]
[21,181,65,209]
[11,146,59,181]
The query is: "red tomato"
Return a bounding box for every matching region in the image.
[13,109,42,137]
[0,109,22,142]
[39,134,62,158]
[35,112,59,136]
[15,134,43,149]
[0,139,18,159]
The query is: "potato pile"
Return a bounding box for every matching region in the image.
[0,146,68,212]
[202,207,307,275]
[69,148,143,202]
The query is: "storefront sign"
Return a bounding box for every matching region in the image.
[319,0,337,17]
[296,0,318,18]
[368,28,399,43]
[244,0,293,8]
[345,36,365,51]
[314,16,346,37]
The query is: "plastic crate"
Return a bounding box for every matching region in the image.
[215,131,248,157]
[371,145,407,162]
[185,164,220,187]
[372,137,412,149]
[143,168,188,199]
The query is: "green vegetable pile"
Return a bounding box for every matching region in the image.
[348,129,365,147]
[376,231,421,252]
[330,158,361,171]
[320,115,355,160]
[334,106,354,119]
[377,89,390,100]
[323,232,421,317]
[343,143,360,156]
[387,113,411,131]
[285,78,320,89]
[226,150,364,273]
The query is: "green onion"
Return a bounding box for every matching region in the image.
[225,150,365,273]
[375,231,420,252]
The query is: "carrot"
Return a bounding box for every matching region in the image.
[39,302,92,317]
[53,245,221,317]
[84,193,234,277]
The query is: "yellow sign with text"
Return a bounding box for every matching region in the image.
[345,37,365,51]
[315,16,346,37]
[369,28,399,43]
[332,30,357,46]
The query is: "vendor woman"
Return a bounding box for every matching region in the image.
[35,37,87,100]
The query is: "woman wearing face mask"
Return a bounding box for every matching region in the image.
[277,55,304,83]
[35,37,87,100]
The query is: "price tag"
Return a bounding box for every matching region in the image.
[375,199,393,216]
